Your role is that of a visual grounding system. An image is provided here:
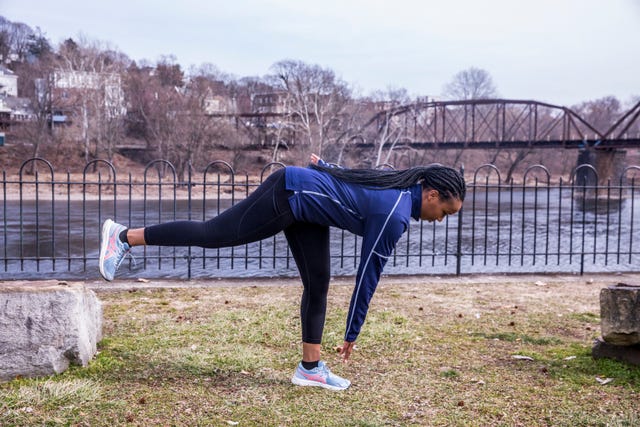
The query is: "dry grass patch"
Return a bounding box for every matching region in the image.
[1,274,640,426]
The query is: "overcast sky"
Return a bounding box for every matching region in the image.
[2,0,639,106]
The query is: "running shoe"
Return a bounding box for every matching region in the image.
[291,361,351,391]
[99,219,131,281]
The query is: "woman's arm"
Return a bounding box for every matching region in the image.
[342,214,406,353]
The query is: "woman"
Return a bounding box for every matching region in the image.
[99,156,466,391]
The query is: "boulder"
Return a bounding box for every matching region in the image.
[592,338,640,366]
[0,281,102,382]
[600,283,640,346]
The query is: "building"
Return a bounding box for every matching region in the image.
[0,65,31,129]
[0,66,18,97]
[42,70,126,120]
[0,96,33,129]
[0,97,10,129]
[252,92,289,114]
[203,92,237,115]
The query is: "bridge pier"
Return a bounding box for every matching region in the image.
[576,148,627,187]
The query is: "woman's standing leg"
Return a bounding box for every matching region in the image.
[286,223,351,390]
[284,222,331,351]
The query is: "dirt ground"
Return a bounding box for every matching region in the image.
[82,271,638,290]
[5,272,633,345]
[78,272,640,318]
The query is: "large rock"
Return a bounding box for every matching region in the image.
[592,338,640,366]
[0,281,102,382]
[600,283,640,346]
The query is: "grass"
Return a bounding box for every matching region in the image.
[1,277,640,426]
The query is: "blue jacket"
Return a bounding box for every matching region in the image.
[285,166,423,342]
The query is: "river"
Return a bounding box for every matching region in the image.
[2,187,640,280]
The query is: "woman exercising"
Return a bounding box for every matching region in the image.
[99,155,466,391]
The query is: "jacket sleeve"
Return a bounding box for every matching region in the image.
[316,158,342,169]
[344,214,406,342]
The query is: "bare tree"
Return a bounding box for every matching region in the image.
[0,19,34,62]
[369,86,411,108]
[627,96,640,138]
[125,62,233,178]
[442,67,536,176]
[124,61,184,165]
[52,37,129,162]
[442,67,499,100]
[156,55,184,87]
[168,74,227,179]
[228,75,291,160]
[442,67,499,165]
[0,16,11,62]
[11,54,57,172]
[572,96,621,136]
[369,87,412,167]
[26,27,52,59]
[269,60,352,161]
[329,101,371,166]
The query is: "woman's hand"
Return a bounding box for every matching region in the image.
[338,341,356,362]
[309,153,321,165]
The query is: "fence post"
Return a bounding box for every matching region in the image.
[456,165,465,275]
[580,179,586,276]
[187,162,192,280]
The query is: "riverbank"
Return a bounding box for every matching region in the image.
[0,171,250,201]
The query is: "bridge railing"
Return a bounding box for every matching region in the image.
[2,158,640,280]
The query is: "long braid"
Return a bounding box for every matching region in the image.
[309,164,466,201]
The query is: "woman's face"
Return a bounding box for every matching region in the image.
[420,189,462,222]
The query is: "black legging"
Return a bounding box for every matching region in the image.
[144,168,330,344]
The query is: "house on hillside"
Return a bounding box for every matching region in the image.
[252,92,288,114]
[203,91,237,115]
[176,78,238,115]
[0,96,32,125]
[0,67,32,129]
[0,98,10,129]
[50,70,126,116]
[0,66,18,97]
[36,70,126,124]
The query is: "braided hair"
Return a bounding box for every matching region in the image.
[310,164,466,201]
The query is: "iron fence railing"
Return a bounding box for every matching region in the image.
[2,158,640,280]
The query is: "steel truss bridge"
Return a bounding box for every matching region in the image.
[350,99,640,151]
[116,99,640,152]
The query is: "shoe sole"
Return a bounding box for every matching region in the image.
[98,219,114,281]
[291,375,350,391]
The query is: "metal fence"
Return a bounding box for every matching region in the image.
[2,158,640,280]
